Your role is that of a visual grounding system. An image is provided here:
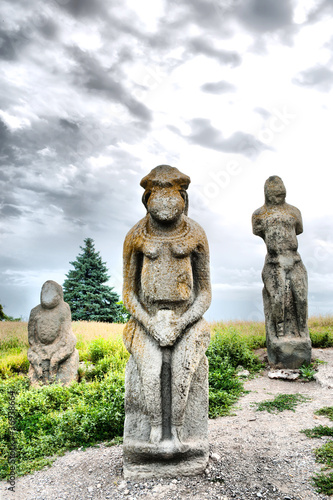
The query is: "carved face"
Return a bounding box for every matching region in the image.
[41,281,62,309]
[146,186,186,223]
[264,177,286,206]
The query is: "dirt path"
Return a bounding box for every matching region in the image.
[1,349,332,500]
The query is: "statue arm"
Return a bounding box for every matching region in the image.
[295,209,303,235]
[27,309,43,377]
[123,234,151,332]
[49,307,76,374]
[176,235,212,337]
[252,210,265,239]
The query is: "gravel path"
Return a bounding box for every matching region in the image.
[1,348,332,500]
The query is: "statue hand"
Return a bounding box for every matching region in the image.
[149,310,181,346]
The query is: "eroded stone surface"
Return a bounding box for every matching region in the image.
[252,176,311,369]
[28,280,79,386]
[122,165,211,478]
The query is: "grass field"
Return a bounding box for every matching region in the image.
[0,316,332,481]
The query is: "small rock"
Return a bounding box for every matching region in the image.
[268,369,300,380]
[210,452,221,462]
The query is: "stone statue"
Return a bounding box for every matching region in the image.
[252,176,311,368]
[28,280,79,386]
[122,165,211,478]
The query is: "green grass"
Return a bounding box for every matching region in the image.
[309,330,333,348]
[255,393,310,413]
[0,373,125,478]
[312,472,333,496]
[301,406,333,496]
[302,425,333,438]
[207,327,263,418]
[315,441,333,468]
[0,317,332,482]
[316,407,333,420]
[0,336,29,378]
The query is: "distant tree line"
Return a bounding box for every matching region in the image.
[0,304,20,322]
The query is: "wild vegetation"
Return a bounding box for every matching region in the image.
[255,393,311,413]
[302,406,333,496]
[0,316,332,481]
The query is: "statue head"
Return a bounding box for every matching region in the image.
[264,175,286,206]
[40,280,63,309]
[140,165,191,223]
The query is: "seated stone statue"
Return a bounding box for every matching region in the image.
[28,280,79,386]
[122,165,211,478]
[252,176,311,368]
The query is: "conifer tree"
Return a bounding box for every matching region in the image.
[63,238,122,322]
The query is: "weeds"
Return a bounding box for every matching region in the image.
[316,407,333,420]
[302,406,333,496]
[315,441,333,468]
[302,425,333,438]
[312,472,333,496]
[299,363,316,381]
[256,393,310,413]
[207,328,263,418]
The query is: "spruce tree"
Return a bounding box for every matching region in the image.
[63,238,122,322]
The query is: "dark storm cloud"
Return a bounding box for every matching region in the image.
[306,0,333,24]
[69,47,152,122]
[164,0,296,47]
[0,119,9,143]
[179,118,269,158]
[0,205,23,219]
[59,119,79,131]
[293,65,333,92]
[57,0,107,19]
[188,38,241,66]
[37,18,59,40]
[238,0,293,33]
[201,80,236,94]
[0,29,20,60]
[0,119,16,163]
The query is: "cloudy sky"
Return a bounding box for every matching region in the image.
[1,0,333,322]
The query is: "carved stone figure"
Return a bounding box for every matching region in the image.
[122,165,211,478]
[252,176,311,368]
[28,280,79,386]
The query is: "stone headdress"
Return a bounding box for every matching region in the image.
[140,165,191,215]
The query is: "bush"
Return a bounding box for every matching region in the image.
[309,330,333,348]
[0,373,125,478]
[208,328,262,371]
[206,329,263,418]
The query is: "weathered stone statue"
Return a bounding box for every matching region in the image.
[252,176,311,368]
[122,165,211,478]
[28,280,79,386]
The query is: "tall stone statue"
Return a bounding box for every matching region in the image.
[122,165,211,479]
[252,176,311,368]
[28,280,79,386]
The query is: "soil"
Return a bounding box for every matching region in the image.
[1,348,332,500]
